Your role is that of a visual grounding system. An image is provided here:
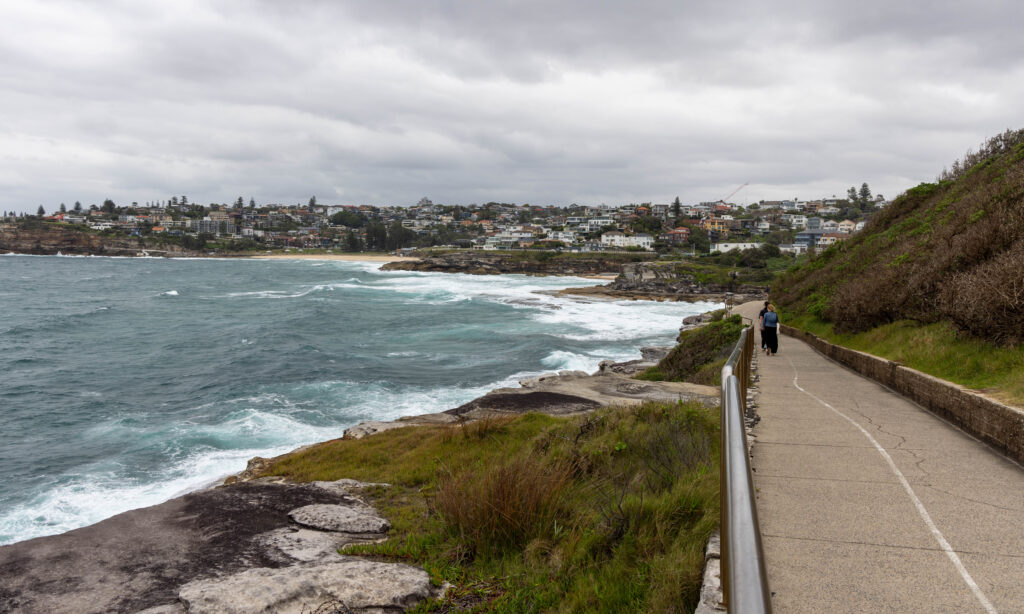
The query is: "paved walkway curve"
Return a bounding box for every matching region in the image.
[735,302,1024,613]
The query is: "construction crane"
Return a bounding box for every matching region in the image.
[719,182,748,205]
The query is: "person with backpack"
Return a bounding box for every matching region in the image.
[762,303,780,356]
[758,301,770,352]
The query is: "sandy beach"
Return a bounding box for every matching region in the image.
[248,253,420,263]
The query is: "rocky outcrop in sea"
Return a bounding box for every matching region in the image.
[379,251,641,276]
[561,261,767,302]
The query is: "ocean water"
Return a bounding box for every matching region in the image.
[0,254,720,545]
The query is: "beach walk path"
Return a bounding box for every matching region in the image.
[734,301,1024,613]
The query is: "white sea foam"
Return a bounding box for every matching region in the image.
[0,441,306,545]
[161,290,179,296]
[0,375,544,545]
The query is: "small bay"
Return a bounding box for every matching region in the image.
[0,254,719,545]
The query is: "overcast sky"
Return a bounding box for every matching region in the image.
[2,0,1022,214]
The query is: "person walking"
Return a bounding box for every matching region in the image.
[758,301,770,352]
[762,303,780,356]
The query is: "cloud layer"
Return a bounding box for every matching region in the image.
[2,0,1022,213]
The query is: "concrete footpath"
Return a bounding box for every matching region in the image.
[735,302,1024,613]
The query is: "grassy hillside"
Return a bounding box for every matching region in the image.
[774,129,1024,345]
[261,402,719,613]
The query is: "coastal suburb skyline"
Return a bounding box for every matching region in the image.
[2,0,1023,214]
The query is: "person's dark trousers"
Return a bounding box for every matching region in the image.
[763,327,778,354]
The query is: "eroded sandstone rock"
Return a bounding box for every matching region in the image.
[178,559,440,614]
[289,504,391,534]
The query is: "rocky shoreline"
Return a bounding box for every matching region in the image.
[0,307,724,614]
[380,250,642,277]
[383,253,768,303]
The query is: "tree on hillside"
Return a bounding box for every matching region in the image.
[249,198,256,209]
[37,205,45,216]
[686,226,710,253]
[73,201,82,213]
[672,196,681,218]
[59,203,67,213]
[633,216,663,234]
[308,196,317,209]
[858,183,872,206]
[102,199,116,215]
[331,210,367,228]
[235,196,244,209]
[345,230,362,252]
[386,220,417,250]
[364,221,388,250]
[846,186,858,204]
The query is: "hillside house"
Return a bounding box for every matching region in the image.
[837,219,856,234]
[710,242,765,253]
[817,232,846,248]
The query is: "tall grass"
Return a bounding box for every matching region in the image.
[436,457,573,556]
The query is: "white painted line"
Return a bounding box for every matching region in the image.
[788,358,998,614]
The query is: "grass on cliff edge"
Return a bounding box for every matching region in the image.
[261,402,720,613]
[636,313,744,387]
[784,312,1024,406]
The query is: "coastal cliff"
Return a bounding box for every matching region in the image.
[380,251,647,276]
[560,260,767,302]
[383,252,769,302]
[0,226,197,257]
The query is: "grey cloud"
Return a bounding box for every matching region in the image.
[0,0,1022,212]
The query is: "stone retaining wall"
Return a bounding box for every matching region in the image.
[781,324,1024,463]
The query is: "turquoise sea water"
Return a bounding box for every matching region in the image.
[0,254,720,545]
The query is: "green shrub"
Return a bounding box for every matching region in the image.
[649,315,744,382]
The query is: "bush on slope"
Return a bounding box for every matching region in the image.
[773,129,1024,345]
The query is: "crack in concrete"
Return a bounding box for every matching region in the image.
[923,485,1024,513]
[762,533,1024,560]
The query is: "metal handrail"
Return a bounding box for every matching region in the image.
[720,325,772,613]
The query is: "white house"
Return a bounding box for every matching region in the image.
[710,242,764,253]
[601,231,654,251]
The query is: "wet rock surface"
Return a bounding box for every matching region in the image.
[0,479,430,614]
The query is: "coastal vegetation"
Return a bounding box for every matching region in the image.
[772,128,1024,405]
[637,313,745,385]
[260,401,720,613]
